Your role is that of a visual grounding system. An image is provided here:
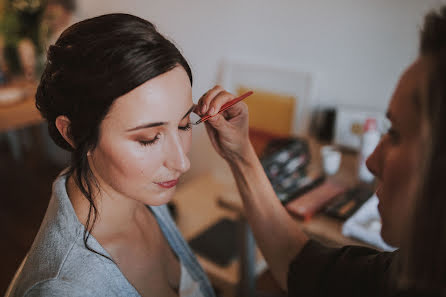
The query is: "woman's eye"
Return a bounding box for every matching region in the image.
[138,134,160,146]
[380,118,399,143]
[179,123,192,131]
[386,127,400,143]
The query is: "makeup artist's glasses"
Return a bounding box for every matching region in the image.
[191,91,253,125]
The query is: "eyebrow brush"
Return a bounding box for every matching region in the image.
[194,90,253,125]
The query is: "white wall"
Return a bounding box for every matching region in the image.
[71,0,442,177]
[76,0,440,110]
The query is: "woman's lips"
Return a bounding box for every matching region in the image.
[155,179,178,189]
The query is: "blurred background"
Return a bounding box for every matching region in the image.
[71,0,440,176]
[0,0,442,296]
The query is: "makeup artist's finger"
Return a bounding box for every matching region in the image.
[197,87,217,114]
[193,104,202,116]
[207,114,230,130]
[201,91,208,99]
[204,121,222,151]
[199,85,224,114]
[206,91,235,116]
[195,92,208,115]
[221,101,248,120]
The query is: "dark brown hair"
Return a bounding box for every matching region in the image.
[399,6,446,294]
[36,13,192,258]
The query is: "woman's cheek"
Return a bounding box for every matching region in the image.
[182,131,193,154]
[127,144,163,177]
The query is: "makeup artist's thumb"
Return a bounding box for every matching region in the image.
[207,114,227,130]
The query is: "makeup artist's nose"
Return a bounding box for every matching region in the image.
[366,139,383,179]
[165,134,190,173]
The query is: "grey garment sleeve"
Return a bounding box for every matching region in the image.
[287,239,398,297]
[24,279,97,297]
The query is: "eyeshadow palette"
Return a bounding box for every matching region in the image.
[260,137,324,203]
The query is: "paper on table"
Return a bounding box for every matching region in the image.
[0,87,26,105]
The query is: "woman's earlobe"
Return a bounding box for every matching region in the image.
[55,115,76,149]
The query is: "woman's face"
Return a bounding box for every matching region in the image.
[88,66,194,206]
[366,58,427,247]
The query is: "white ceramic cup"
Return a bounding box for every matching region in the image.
[321,145,342,175]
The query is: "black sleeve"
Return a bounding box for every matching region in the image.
[287,240,397,297]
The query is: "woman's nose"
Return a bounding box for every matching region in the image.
[164,135,190,173]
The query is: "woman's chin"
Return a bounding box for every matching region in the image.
[142,188,176,206]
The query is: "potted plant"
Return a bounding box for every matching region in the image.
[0,0,46,81]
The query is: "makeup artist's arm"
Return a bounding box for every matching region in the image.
[197,86,309,291]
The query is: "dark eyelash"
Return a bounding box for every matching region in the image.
[139,124,191,147]
[139,134,160,146]
[179,123,192,131]
[387,128,399,141]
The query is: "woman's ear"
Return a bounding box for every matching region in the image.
[55,115,75,149]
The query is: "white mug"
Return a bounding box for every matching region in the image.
[321,145,342,175]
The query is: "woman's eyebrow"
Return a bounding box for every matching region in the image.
[182,104,195,119]
[126,105,196,132]
[126,122,166,132]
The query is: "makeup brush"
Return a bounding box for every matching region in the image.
[194,91,253,125]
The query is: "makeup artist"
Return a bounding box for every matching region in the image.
[197,6,446,297]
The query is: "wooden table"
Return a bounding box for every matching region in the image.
[0,80,41,133]
[0,79,42,160]
[217,138,370,248]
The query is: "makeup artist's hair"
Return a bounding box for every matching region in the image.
[35,13,192,259]
[398,5,446,294]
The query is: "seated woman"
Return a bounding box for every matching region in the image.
[6,14,215,297]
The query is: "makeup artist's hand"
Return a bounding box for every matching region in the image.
[198,87,308,291]
[196,85,254,163]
